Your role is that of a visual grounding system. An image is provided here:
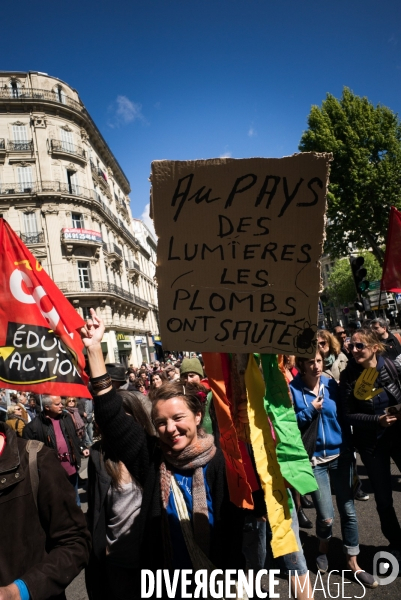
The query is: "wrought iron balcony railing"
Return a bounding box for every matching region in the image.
[0,183,37,194]
[103,242,123,258]
[56,280,149,309]
[20,231,45,244]
[40,180,87,196]
[8,140,33,151]
[0,178,139,251]
[127,260,140,272]
[0,88,82,111]
[50,139,86,160]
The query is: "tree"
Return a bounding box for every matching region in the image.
[299,88,401,264]
[326,251,382,306]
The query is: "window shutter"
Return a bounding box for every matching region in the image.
[13,125,27,142]
[70,171,79,195]
[60,128,74,152]
[17,167,33,192]
[23,212,38,234]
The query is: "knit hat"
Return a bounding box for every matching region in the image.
[180,357,204,378]
[105,363,127,382]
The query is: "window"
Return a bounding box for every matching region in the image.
[23,212,38,234]
[17,166,33,193]
[60,128,74,153]
[78,261,91,290]
[13,125,30,150]
[54,86,66,104]
[82,306,92,319]
[66,169,79,195]
[72,212,84,229]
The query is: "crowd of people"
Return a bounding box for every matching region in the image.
[1,311,401,599]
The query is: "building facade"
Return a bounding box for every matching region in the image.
[0,71,159,366]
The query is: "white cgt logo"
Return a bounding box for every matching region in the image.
[10,269,61,331]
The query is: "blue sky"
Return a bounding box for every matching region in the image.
[3,0,401,230]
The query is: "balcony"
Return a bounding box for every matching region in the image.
[40,180,88,196]
[0,87,82,112]
[125,259,141,282]
[103,242,123,262]
[56,280,149,310]
[8,140,33,152]
[50,139,86,163]
[0,183,38,195]
[20,231,45,245]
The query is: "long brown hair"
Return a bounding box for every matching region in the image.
[102,391,155,489]
[317,329,341,356]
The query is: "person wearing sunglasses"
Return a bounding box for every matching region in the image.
[6,404,26,437]
[340,328,401,560]
[333,326,352,359]
[317,330,348,382]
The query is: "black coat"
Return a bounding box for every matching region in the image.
[340,354,401,450]
[23,410,84,469]
[0,423,90,599]
[382,331,401,361]
[94,388,245,571]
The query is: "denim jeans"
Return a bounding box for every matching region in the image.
[243,492,308,576]
[359,429,401,549]
[311,451,359,555]
[68,472,81,507]
[85,421,93,447]
[243,517,267,571]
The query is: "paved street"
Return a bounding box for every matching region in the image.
[66,457,401,599]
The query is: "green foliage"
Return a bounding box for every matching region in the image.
[299,88,401,264]
[326,252,382,306]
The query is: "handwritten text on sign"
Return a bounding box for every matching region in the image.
[151,154,329,354]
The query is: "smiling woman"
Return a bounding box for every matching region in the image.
[81,309,245,598]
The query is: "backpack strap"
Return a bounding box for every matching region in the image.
[383,356,399,382]
[26,440,44,509]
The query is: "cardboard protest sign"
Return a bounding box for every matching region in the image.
[151,153,330,355]
[0,219,91,397]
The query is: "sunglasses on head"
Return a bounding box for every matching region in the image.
[349,342,367,351]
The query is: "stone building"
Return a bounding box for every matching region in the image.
[0,70,159,366]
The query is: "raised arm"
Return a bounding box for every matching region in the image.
[81,310,151,483]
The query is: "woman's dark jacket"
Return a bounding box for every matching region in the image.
[93,388,245,571]
[339,355,401,450]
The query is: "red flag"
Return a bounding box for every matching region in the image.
[381,207,401,293]
[0,219,91,397]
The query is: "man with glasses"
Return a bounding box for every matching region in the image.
[333,325,352,359]
[371,318,401,360]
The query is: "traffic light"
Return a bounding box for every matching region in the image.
[350,256,369,294]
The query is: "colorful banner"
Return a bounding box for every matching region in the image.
[260,354,318,495]
[202,352,254,509]
[0,219,91,397]
[381,206,401,292]
[245,354,298,557]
